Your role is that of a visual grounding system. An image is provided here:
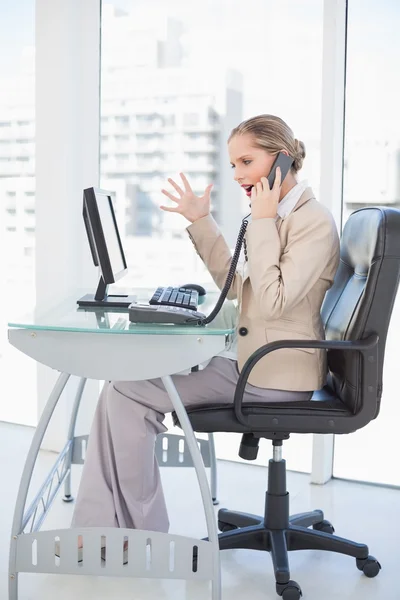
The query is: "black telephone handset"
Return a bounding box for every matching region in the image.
[267,152,295,189]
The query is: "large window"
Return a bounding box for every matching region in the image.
[100,0,324,472]
[0,1,36,425]
[333,0,400,485]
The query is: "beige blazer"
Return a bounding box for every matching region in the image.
[187,188,340,391]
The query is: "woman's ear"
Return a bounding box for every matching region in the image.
[280,149,289,156]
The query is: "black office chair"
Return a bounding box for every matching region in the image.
[174,207,400,599]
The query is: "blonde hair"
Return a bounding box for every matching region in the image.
[228,114,306,173]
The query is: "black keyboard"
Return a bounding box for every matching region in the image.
[149,286,199,310]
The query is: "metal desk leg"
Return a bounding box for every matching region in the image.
[8,372,70,600]
[63,378,87,502]
[208,433,219,506]
[161,376,221,600]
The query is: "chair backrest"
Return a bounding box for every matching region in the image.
[321,207,400,415]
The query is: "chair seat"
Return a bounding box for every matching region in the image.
[172,385,350,433]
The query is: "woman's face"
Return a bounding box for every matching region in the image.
[228,133,279,198]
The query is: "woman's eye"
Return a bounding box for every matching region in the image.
[230,160,252,168]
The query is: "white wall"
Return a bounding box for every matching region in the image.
[35,0,101,450]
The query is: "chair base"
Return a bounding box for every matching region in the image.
[212,457,381,598]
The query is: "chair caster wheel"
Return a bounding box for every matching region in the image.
[62,495,74,503]
[276,580,302,599]
[356,555,381,578]
[218,520,238,533]
[312,519,335,534]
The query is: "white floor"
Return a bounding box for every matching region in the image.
[1,421,400,600]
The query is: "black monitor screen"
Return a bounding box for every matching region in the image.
[78,187,136,308]
[83,187,128,284]
[96,192,126,279]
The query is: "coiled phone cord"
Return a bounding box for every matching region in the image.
[197,213,251,325]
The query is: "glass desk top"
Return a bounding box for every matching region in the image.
[8,289,237,336]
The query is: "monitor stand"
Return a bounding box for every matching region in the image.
[77,277,137,309]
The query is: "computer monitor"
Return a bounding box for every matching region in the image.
[77,187,137,308]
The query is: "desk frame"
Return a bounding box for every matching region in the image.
[8,327,230,600]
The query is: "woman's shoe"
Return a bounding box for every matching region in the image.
[54,541,83,562]
[101,542,128,565]
[55,540,127,565]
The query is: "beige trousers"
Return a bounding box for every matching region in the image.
[71,357,311,533]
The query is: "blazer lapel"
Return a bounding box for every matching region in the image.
[240,187,315,290]
[242,216,282,284]
[275,215,283,233]
[293,187,315,212]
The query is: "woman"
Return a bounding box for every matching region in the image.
[71,114,340,537]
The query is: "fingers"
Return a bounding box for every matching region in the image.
[259,168,281,192]
[251,186,256,202]
[180,172,192,193]
[161,189,180,203]
[204,183,213,199]
[256,181,263,195]
[167,178,184,196]
[273,166,282,189]
[160,205,180,213]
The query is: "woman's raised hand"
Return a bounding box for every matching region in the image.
[160,173,213,223]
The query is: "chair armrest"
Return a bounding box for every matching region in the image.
[233,334,379,430]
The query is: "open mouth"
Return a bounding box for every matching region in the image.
[241,185,253,197]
